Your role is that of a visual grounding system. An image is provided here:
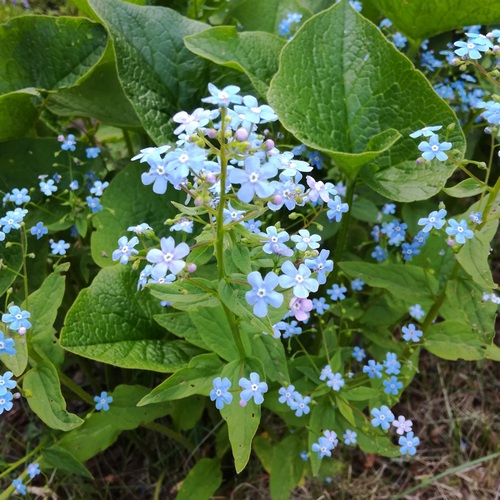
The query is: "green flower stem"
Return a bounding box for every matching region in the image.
[141,421,195,453]
[213,108,246,361]
[122,128,134,158]
[222,301,247,361]
[330,176,356,283]
[58,370,95,405]
[472,61,500,88]
[20,226,29,310]
[482,173,500,223]
[215,107,228,282]
[0,441,46,480]
[448,157,485,186]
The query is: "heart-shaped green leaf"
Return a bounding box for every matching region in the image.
[88,0,211,144]
[267,0,465,201]
[185,27,285,96]
[60,265,203,372]
[0,16,107,94]
[371,0,500,42]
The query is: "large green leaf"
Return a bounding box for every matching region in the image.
[371,0,500,42]
[176,458,222,500]
[188,306,239,362]
[0,91,37,141]
[456,219,498,290]
[54,385,172,463]
[138,354,222,406]
[269,434,305,500]
[441,275,497,343]
[0,16,107,94]
[223,0,311,34]
[40,446,92,479]
[90,162,182,267]
[220,359,263,473]
[46,61,141,128]
[267,1,465,200]
[340,261,439,305]
[184,27,285,96]
[23,360,84,431]
[308,399,336,475]
[425,320,488,360]
[27,264,69,366]
[0,230,23,299]
[88,0,211,144]
[60,265,203,372]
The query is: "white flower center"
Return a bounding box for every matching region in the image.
[431,145,439,151]
[163,252,173,263]
[251,384,258,391]
[257,288,266,298]
[178,153,189,163]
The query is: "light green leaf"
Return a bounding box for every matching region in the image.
[270,434,305,500]
[185,27,285,96]
[148,279,220,312]
[60,265,203,372]
[23,360,84,431]
[441,275,497,343]
[253,435,273,474]
[176,458,222,500]
[456,220,498,290]
[55,385,172,463]
[154,312,209,350]
[336,412,400,457]
[0,334,27,377]
[250,333,289,383]
[371,0,500,42]
[88,0,211,144]
[27,263,69,366]
[90,162,183,267]
[485,344,500,361]
[340,261,439,304]
[40,446,93,479]
[188,306,239,362]
[220,359,263,473]
[425,320,487,360]
[343,386,379,401]
[442,178,486,198]
[267,1,464,200]
[0,230,23,299]
[308,399,335,475]
[335,395,355,427]
[0,16,107,93]
[46,61,141,128]
[138,354,222,406]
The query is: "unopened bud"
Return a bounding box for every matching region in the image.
[206,172,216,184]
[187,263,197,273]
[447,122,456,131]
[264,139,275,150]
[18,327,27,335]
[416,157,424,165]
[288,212,300,220]
[235,128,249,141]
[447,239,455,247]
[207,129,217,139]
[194,198,203,206]
[273,194,282,205]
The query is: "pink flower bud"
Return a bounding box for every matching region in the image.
[207,129,217,139]
[187,263,197,273]
[206,172,216,184]
[239,399,247,407]
[235,128,249,141]
[273,194,282,205]
[264,139,275,150]
[18,327,27,335]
